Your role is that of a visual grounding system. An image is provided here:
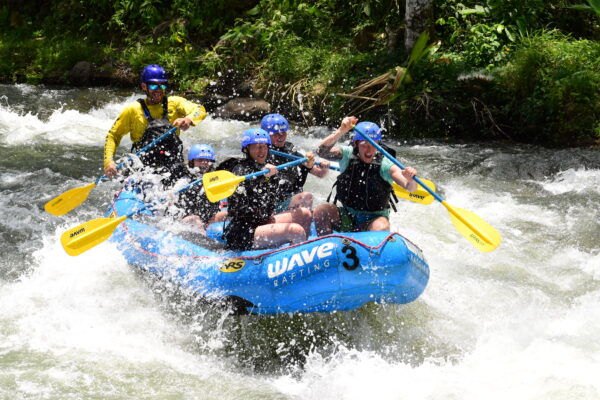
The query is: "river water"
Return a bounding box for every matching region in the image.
[1,84,599,400]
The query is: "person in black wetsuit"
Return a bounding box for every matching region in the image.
[262,113,330,212]
[222,128,313,251]
[174,144,227,234]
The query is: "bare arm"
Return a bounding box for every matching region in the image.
[316,116,358,160]
[309,159,330,178]
[390,165,418,192]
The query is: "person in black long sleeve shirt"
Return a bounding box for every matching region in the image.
[262,113,330,211]
[223,128,313,251]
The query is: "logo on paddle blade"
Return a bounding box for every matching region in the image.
[220,259,245,273]
[209,176,220,183]
[69,228,85,238]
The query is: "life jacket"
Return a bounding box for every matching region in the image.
[216,157,242,172]
[224,158,279,226]
[131,97,183,169]
[175,166,220,223]
[267,142,310,201]
[329,143,399,212]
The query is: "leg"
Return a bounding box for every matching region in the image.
[288,192,314,209]
[253,222,307,249]
[366,216,390,231]
[181,215,206,234]
[272,207,312,234]
[313,204,340,236]
[209,210,228,224]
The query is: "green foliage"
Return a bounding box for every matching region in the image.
[497,32,600,144]
[1,0,599,145]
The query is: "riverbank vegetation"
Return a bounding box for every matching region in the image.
[1,0,598,145]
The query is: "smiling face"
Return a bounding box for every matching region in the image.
[354,141,378,163]
[140,82,165,105]
[247,143,270,164]
[190,158,213,173]
[270,131,288,148]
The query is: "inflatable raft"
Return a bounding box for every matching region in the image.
[106,189,430,315]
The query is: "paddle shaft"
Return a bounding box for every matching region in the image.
[96,126,179,184]
[123,175,205,218]
[270,149,340,171]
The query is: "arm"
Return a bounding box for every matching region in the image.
[309,159,330,178]
[103,108,134,176]
[316,116,358,160]
[390,165,418,192]
[171,96,207,131]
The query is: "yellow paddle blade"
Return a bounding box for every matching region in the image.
[442,201,502,253]
[60,216,128,256]
[392,178,436,205]
[203,170,246,203]
[44,183,96,216]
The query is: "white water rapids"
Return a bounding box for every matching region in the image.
[0,84,598,399]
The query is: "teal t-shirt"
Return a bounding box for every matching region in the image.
[337,145,393,219]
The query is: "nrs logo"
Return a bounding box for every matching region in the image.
[220,259,245,273]
[268,242,335,279]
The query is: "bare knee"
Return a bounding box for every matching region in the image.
[314,204,338,235]
[368,217,390,231]
[291,192,313,209]
[287,223,307,244]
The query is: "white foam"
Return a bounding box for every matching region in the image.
[542,168,600,195]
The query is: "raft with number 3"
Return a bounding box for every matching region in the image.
[106,188,429,315]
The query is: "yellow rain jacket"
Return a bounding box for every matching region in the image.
[103,96,206,168]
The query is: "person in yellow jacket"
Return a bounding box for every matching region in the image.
[103,64,207,177]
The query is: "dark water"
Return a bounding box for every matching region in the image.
[1,84,599,399]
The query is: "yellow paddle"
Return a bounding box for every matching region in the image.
[269,149,436,205]
[60,175,203,256]
[45,126,178,216]
[392,179,435,205]
[203,158,308,203]
[353,126,501,252]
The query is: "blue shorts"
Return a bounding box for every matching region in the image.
[274,197,292,214]
[338,207,389,232]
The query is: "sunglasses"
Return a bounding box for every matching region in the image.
[147,83,167,90]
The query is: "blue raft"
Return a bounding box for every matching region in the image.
[106,189,430,315]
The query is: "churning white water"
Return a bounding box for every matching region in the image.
[0,84,598,399]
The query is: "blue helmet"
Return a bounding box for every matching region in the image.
[261,113,289,134]
[241,128,271,150]
[353,121,383,142]
[140,64,168,83]
[188,144,216,162]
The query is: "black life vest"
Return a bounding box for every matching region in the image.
[175,167,220,223]
[330,144,398,212]
[132,97,183,169]
[267,142,310,202]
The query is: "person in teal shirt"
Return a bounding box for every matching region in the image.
[314,117,418,235]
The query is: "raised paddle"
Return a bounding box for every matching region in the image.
[45,126,179,216]
[353,125,501,252]
[203,158,308,203]
[61,175,204,256]
[269,149,437,205]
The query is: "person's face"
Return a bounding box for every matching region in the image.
[141,82,167,105]
[191,158,213,173]
[247,143,269,164]
[355,141,378,163]
[270,131,288,148]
